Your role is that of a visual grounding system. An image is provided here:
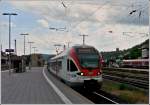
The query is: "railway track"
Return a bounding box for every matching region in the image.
[102,67,149,74]
[74,88,127,104]
[103,71,149,81]
[102,67,149,89]
[47,69,121,104]
[103,74,149,89]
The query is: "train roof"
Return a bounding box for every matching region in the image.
[72,44,95,49]
[50,48,71,60]
[50,45,97,60]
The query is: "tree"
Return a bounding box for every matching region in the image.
[130,47,141,59]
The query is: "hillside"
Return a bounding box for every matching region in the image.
[101,39,149,61]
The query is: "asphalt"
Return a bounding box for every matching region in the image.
[1,67,93,104]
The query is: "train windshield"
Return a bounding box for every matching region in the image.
[76,48,99,68]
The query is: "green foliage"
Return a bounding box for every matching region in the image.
[102,39,149,60]
[119,83,128,90]
[129,47,141,59]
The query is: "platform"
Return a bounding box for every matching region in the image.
[1,67,93,104]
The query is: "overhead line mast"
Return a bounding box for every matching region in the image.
[79,34,88,46]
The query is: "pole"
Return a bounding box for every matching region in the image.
[24,35,25,55]
[30,42,31,54]
[28,42,34,70]
[29,42,31,70]
[79,34,88,45]
[28,42,34,54]
[14,39,17,55]
[9,15,11,50]
[20,33,28,72]
[2,13,17,75]
[20,33,28,55]
[8,15,11,75]
[32,47,36,54]
[1,44,2,51]
[32,47,36,67]
[67,41,71,48]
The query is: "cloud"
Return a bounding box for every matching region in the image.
[0,21,16,28]
[1,0,148,55]
[37,19,49,28]
[108,0,148,26]
[9,0,149,26]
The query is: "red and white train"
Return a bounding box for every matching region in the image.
[47,45,103,89]
[121,59,149,69]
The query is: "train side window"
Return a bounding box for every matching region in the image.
[67,59,69,71]
[70,60,78,71]
[58,61,62,70]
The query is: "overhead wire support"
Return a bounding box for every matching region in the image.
[28,41,34,55]
[2,12,18,75]
[20,33,29,55]
[66,41,71,48]
[14,39,17,55]
[79,34,88,45]
[28,41,34,70]
[61,0,67,8]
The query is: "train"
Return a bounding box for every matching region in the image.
[47,45,103,89]
[120,59,149,69]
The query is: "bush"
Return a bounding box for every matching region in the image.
[119,83,127,90]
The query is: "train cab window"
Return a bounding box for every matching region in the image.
[67,59,78,72]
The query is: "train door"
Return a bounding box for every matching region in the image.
[59,56,67,80]
[57,59,63,77]
[67,58,71,80]
[67,58,78,80]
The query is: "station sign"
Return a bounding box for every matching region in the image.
[5,49,14,52]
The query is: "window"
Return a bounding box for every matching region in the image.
[57,61,62,70]
[78,54,99,68]
[50,60,62,71]
[67,59,78,72]
[75,47,100,69]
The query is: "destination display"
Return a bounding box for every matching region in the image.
[77,48,95,53]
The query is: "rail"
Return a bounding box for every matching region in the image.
[103,74,149,89]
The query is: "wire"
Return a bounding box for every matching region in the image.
[70,0,111,31]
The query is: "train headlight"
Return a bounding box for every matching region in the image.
[81,73,84,76]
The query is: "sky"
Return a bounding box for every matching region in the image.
[0,0,149,55]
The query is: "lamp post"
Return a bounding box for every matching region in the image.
[20,33,28,72]
[32,47,37,67]
[28,41,34,70]
[2,13,17,75]
[20,33,28,55]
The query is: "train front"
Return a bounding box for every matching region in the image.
[68,45,103,89]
